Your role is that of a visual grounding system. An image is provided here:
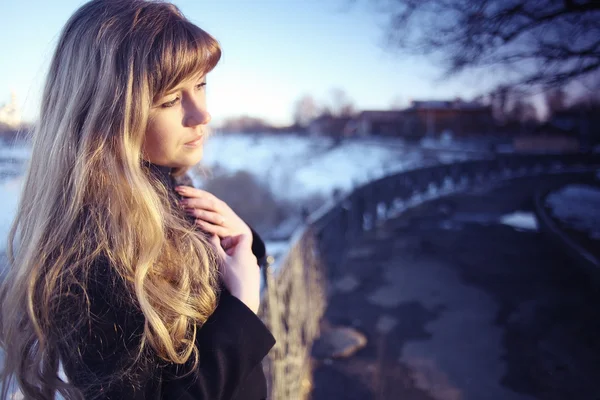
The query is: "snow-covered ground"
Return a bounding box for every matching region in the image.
[499,211,539,231]
[198,133,426,201]
[0,145,31,161]
[0,145,30,182]
[545,184,600,240]
[420,134,505,153]
[0,178,23,252]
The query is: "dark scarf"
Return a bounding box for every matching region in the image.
[144,162,194,190]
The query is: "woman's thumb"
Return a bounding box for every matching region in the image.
[209,234,226,258]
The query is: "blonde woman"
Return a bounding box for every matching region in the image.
[0,1,275,399]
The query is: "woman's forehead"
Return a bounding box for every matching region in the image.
[162,72,206,93]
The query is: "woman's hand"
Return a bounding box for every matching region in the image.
[175,186,252,239]
[210,234,261,313]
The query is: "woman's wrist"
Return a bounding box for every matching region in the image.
[229,287,260,314]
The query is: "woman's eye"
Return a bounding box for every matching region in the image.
[196,82,207,90]
[161,97,180,108]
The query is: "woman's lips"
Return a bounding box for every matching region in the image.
[184,136,204,147]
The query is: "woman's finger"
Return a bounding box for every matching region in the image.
[185,208,225,225]
[179,196,222,213]
[176,186,219,202]
[195,219,228,237]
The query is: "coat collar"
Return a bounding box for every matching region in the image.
[144,161,175,189]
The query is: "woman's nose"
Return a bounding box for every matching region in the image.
[185,102,211,126]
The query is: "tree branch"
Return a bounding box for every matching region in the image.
[373,0,600,88]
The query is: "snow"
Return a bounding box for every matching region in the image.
[290,142,422,199]
[0,144,31,161]
[499,211,539,231]
[0,144,30,181]
[201,134,331,181]
[546,184,600,239]
[198,133,424,201]
[419,135,498,153]
[0,177,23,252]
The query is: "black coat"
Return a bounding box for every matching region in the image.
[56,165,275,399]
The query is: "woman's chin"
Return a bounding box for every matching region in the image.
[179,148,204,167]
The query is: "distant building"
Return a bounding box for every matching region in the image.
[353,99,494,139]
[0,92,22,128]
[410,99,494,137]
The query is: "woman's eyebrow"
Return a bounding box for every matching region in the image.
[163,76,207,95]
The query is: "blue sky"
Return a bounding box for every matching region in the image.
[0,0,494,126]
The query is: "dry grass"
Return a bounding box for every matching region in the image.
[259,231,327,400]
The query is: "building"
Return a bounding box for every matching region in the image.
[353,99,494,139]
[0,92,22,128]
[409,100,494,137]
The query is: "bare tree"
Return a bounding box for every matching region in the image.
[487,84,538,124]
[293,95,320,128]
[367,0,600,88]
[488,85,513,122]
[219,116,273,134]
[330,88,356,117]
[545,87,567,117]
[508,98,538,124]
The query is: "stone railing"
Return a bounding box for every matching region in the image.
[258,152,600,400]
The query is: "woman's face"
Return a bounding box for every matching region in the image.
[143,74,211,168]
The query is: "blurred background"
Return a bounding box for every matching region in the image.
[1,1,600,399]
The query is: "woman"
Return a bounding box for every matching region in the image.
[0,1,275,399]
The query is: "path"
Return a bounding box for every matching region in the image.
[312,173,600,400]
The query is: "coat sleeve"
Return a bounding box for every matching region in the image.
[162,290,275,399]
[57,258,275,400]
[250,227,267,267]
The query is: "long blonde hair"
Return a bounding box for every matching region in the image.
[0,1,222,398]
